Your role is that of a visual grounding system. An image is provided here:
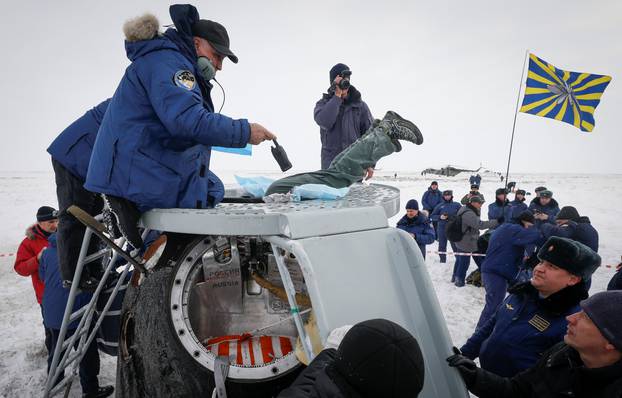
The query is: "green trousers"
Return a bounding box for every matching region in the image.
[265,122,396,195]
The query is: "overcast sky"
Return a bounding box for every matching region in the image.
[1,0,621,176]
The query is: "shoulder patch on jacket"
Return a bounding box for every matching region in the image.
[528,314,551,332]
[173,70,196,90]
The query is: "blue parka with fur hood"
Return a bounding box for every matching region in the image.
[85,5,250,211]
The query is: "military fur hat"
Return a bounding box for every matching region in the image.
[537,236,601,279]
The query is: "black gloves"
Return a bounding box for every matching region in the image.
[497,216,505,224]
[446,347,478,387]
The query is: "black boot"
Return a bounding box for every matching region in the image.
[103,194,143,250]
[82,385,114,398]
[383,111,424,145]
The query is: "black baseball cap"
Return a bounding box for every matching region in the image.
[191,20,238,63]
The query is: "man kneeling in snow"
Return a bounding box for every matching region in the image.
[459,237,600,378]
[449,290,622,398]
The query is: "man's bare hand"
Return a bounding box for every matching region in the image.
[364,167,374,180]
[249,123,276,145]
[334,77,349,98]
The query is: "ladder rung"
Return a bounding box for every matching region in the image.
[83,248,111,264]
[61,328,88,351]
[69,306,87,322]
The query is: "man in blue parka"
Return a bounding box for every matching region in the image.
[475,210,543,329]
[430,190,461,263]
[529,190,560,225]
[487,188,512,224]
[422,181,442,213]
[460,237,600,378]
[508,189,528,222]
[315,63,373,170]
[48,99,110,289]
[396,199,435,259]
[39,234,114,398]
[85,5,275,248]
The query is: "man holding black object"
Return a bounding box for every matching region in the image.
[315,63,373,172]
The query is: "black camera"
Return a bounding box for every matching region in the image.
[337,69,352,90]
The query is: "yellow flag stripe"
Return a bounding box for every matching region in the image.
[562,70,570,82]
[554,99,568,121]
[570,73,591,87]
[525,87,552,94]
[536,100,559,117]
[579,105,596,114]
[520,95,558,113]
[575,93,604,100]
[581,120,594,131]
[572,102,581,128]
[530,54,563,85]
[573,75,612,93]
[527,71,557,86]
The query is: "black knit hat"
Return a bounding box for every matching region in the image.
[517,210,535,224]
[330,63,349,82]
[470,184,479,189]
[37,206,58,222]
[191,20,238,63]
[431,181,438,186]
[332,319,425,398]
[557,206,580,222]
[580,291,622,352]
[406,199,419,210]
[442,190,453,196]
[495,188,507,196]
[537,236,601,279]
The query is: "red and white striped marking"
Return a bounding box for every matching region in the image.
[427,251,487,257]
[204,334,295,367]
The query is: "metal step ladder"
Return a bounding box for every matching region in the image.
[43,214,149,398]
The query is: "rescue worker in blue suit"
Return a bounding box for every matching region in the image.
[460,237,600,378]
[47,99,111,289]
[508,189,528,222]
[85,6,275,247]
[475,211,543,330]
[39,234,114,398]
[487,188,512,224]
[529,190,560,225]
[430,190,461,263]
[396,199,435,259]
[422,181,442,213]
[541,206,599,253]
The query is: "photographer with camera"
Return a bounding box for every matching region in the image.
[314,63,373,171]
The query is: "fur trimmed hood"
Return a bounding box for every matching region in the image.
[123,13,160,42]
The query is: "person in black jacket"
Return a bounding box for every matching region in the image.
[278,319,425,398]
[448,290,622,398]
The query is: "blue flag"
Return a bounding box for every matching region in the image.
[520,53,611,132]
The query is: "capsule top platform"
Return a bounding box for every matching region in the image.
[140,183,400,239]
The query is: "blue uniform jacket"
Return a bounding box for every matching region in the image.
[39,234,92,330]
[422,188,442,212]
[508,199,528,222]
[430,199,461,228]
[488,199,513,221]
[396,213,436,256]
[85,9,249,211]
[540,217,599,253]
[460,282,586,377]
[47,99,111,181]
[481,223,543,280]
[528,198,560,225]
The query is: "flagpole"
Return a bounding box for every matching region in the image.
[504,49,530,187]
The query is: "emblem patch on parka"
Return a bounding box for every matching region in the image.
[528,314,551,332]
[174,70,196,90]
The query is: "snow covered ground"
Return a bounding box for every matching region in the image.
[0,170,618,397]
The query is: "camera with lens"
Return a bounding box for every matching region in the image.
[336,69,352,90]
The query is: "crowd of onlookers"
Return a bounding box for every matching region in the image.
[393,179,622,397]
